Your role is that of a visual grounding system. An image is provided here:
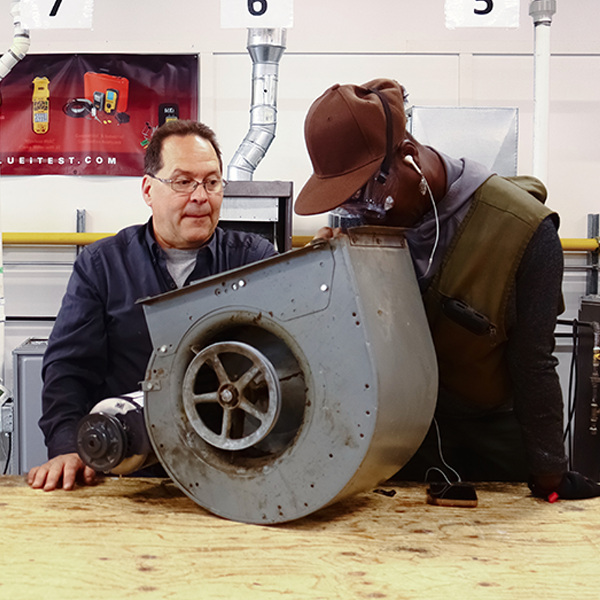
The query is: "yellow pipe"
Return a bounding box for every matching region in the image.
[291,235,313,248]
[1,232,311,247]
[1,232,599,252]
[2,232,114,245]
[0,232,313,247]
[560,238,600,252]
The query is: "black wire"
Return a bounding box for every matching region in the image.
[2,432,11,475]
[554,318,599,470]
[367,88,394,183]
[63,98,93,119]
[563,320,579,470]
[6,316,56,322]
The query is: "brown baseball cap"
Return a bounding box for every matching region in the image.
[295,78,407,216]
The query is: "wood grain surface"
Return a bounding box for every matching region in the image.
[0,475,597,599]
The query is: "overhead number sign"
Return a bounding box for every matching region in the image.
[445,0,520,28]
[221,0,293,28]
[20,0,94,29]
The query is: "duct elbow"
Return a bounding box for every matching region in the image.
[11,33,31,59]
[227,125,277,181]
[10,0,30,47]
[0,35,30,81]
[227,163,254,182]
[1,1,30,81]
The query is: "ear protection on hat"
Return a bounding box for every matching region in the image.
[367,88,394,185]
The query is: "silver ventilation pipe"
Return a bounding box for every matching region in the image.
[227,28,286,181]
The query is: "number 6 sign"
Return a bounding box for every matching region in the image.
[20,0,94,29]
[445,0,520,28]
[221,0,293,28]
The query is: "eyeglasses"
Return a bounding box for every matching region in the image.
[330,176,394,220]
[149,174,227,195]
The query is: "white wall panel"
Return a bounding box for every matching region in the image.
[470,53,600,239]
[3,247,74,317]
[547,55,600,239]
[0,176,149,232]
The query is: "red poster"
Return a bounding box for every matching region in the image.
[0,54,198,176]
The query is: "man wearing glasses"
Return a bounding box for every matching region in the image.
[29,120,276,491]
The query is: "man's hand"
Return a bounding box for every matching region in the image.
[529,471,600,501]
[311,226,342,242]
[27,453,96,492]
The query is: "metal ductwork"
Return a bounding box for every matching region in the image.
[227,28,286,181]
[139,227,438,524]
[0,1,30,83]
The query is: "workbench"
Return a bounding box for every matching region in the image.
[0,475,597,599]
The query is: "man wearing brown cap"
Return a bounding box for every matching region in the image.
[295,78,600,501]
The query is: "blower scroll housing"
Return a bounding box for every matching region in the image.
[140,227,437,524]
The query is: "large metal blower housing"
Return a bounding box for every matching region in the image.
[140,227,437,524]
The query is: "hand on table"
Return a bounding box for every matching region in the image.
[529,471,600,501]
[27,453,96,491]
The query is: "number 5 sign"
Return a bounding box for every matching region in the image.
[20,0,94,29]
[221,0,293,29]
[445,0,520,28]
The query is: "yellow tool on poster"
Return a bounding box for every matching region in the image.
[32,76,50,134]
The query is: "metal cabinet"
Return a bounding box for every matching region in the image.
[11,338,48,474]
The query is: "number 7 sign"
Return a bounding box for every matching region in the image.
[49,0,63,17]
[221,0,294,29]
[20,0,94,29]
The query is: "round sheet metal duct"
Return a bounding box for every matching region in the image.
[141,227,437,524]
[226,28,286,181]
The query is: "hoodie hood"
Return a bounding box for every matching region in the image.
[406,151,493,290]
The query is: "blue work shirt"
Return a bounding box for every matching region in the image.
[40,219,277,459]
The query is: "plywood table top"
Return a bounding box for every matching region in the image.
[1,475,597,599]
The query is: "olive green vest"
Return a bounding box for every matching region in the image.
[423,174,558,408]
